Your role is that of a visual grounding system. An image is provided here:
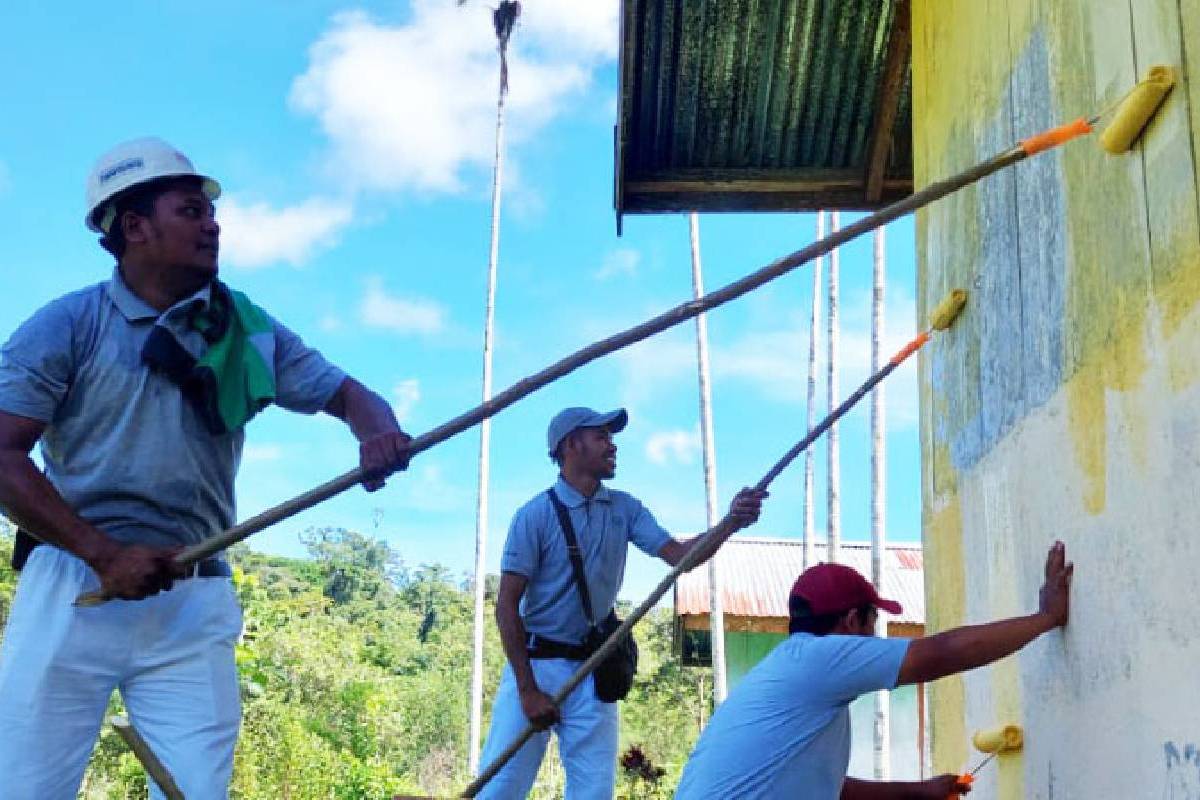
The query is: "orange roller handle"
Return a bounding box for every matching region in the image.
[1020,117,1094,156]
[889,331,931,366]
[946,772,974,799]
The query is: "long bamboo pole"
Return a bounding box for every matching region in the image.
[827,212,841,563]
[871,226,891,780]
[802,212,823,570]
[688,213,726,704]
[461,293,964,797]
[110,715,185,800]
[468,23,510,775]
[76,125,1085,608]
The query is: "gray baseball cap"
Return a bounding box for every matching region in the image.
[546,407,628,457]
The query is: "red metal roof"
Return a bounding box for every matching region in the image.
[675,538,925,626]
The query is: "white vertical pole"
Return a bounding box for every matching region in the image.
[802,212,824,570]
[871,226,891,779]
[689,213,727,704]
[826,212,841,563]
[468,44,508,778]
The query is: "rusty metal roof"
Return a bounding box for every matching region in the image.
[615,0,913,226]
[676,538,925,625]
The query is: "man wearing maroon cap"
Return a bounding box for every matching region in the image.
[675,542,1073,799]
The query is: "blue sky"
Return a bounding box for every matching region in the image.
[1,0,923,601]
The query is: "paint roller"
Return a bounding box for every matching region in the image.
[947,724,1025,798]
[1098,65,1177,154]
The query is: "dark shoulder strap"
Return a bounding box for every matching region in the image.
[546,488,596,627]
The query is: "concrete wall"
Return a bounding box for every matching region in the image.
[911,1,1200,798]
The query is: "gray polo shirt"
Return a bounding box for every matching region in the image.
[0,270,346,548]
[501,477,672,645]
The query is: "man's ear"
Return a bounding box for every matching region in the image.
[121,211,150,245]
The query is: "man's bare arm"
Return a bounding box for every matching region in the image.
[842,775,970,799]
[897,541,1072,686]
[0,410,178,598]
[495,571,559,729]
[658,487,766,568]
[324,377,412,491]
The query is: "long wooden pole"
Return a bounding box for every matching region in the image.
[871,226,891,779]
[75,141,1036,608]
[688,213,726,704]
[802,212,823,570]
[827,211,841,563]
[468,21,509,775]
[110,715,185,800]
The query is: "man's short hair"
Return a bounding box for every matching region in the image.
[787,595,874,636]
[550,429,581,465]
[97,175,202,259]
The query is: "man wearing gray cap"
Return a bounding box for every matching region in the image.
[0,137,411,798]
[476,406,766,799]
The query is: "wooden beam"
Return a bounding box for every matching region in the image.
[620,182,913,214]
[626,176,912,195]
[864,0,912,203]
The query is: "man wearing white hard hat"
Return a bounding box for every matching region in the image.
[0,137,412,798]
[475,406,767,799]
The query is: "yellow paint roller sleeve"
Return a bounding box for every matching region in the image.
[972,724,1024,753]
[1100,66,1177,154]
[929,289,969,331]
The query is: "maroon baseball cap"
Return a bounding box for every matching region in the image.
[789,562,902,616]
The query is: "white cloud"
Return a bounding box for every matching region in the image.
[319,314,343,332]
[218,195,353,269]
[392,378,421,422]
[360,276,447,335]
[595,248,640,281]
[243,443,284,463]
[514,0,620,59]
[645,429,701,466]
[289,1,612,195]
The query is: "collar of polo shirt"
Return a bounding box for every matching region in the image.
[106,267,214,322]
[554,476,613,508]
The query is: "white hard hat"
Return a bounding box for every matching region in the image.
[85,137,221,233]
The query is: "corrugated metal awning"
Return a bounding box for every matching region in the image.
[615,0,913,228]
[676,538,924,626]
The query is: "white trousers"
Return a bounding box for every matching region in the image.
[476,659,619,800]
[0,546,242,800]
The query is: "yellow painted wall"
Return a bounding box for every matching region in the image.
[913,1,1200,797]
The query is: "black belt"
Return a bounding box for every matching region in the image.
[527,634,589,660]
[178,558,232,579]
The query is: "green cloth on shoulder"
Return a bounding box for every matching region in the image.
[141,282,276,435]
[191,286,276,434]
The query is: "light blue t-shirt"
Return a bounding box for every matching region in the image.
[675,632,911,799]
[0,270,346,548]
[501,477,672,646]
